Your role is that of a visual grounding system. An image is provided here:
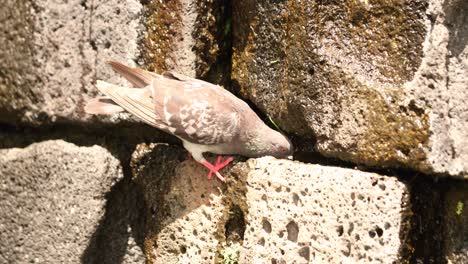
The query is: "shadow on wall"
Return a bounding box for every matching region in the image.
[130,143,249,263]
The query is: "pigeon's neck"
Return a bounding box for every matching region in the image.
[241,125,272,157]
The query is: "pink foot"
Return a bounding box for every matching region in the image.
[201,156,234,182]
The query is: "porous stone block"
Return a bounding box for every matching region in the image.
[232,0,468,177]
[133,144,410,263]
[236,157,409,263]
[0,140,144,263]
[131,143,225,263]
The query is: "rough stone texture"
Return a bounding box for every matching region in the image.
[142,0,231,84]
[131,143,226,263]
[0,0,143,125]
[232,0,468,177]
[236,157,409,263]
[409,0,468,177]
[133,144,410,263]
[443,180,468,263]
[0,140,145,263]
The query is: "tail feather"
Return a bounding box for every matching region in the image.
[95,80,163,128]
[84,97,125,115]
[107,61,159,88]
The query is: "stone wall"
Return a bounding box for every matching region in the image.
[0,0,466,263]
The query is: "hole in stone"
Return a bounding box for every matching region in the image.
[115,8,121,14]
[224,205,246,242]
[90,40,97,51]
[278,231,284,238]
[357,194,364,200]
[299,246,310,261]
[351,192,355,200]
[280,249,285,255]
[104,41,111,49]
[180,245,187,254]
[258,237,265,246]
[375,226,383,237]
[193,230,198,236]
[170,234,176,240]
[275,186,282,192]
[336,225,344,236]
[368,230,376,238]
[201,193,205,198]
[286,187,291,192]
[271,258,277,264]
[80,0,87,9]
[300,190,307,196]
[292,193,299,205]
[364,245,371,251]
[261,194,267,201]
[378,184,386,191]
[262,219,272,233]
[384,222,391,229]
[268,181,271,187]
[348,222,354,235]
[286,221,299,242]
[355,234,360,241]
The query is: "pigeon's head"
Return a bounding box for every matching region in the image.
[250,129,293,159]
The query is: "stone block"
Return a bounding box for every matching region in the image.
[232,0,468,177]
[0,0,230,126]
[236,157,408,263]
[0,140,145,263]
[132,144,410,263]
[0,0,143,125]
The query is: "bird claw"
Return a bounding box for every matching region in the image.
[202,156,234,182]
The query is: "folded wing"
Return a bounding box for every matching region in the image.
[87,62,242,145]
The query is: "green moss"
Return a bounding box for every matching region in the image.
[354,86,430,170]
[314,0,427,84]
[456,201,464,216]
[141,0,183,72]
[219,242,241,264]
[193,0,232,85]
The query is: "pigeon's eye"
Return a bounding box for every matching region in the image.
[279,146,287,153]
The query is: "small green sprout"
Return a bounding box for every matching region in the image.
[269,60,280,65]
[456,201,464,216]
[220,242,240,264]
[268,116,281,131]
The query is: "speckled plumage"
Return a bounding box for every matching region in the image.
[85,61,292,181]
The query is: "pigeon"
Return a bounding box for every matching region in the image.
[85,61,292,181]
